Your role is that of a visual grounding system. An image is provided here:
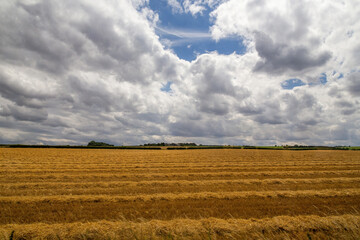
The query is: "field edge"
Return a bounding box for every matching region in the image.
[1,214,360,240]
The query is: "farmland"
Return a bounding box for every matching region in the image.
[1,148,360,239]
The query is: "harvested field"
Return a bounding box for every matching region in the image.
[1,148,360,239]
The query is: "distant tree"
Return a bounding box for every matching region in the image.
[87,141,114,147]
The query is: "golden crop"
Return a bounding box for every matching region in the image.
[1,148,360,239]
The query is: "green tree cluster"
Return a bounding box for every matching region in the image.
[87,141,114,147]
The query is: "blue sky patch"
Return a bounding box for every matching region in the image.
[309,73,329,86]
[281,78,306,90]
[150,0,247,61]
[161,81,173,92]
[150,1,211,30]
[332,71,344,79]
[319,73,327,84]
[167,34,245,61]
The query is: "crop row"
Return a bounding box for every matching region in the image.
[2,170,360,184]
[1,177,360,197]
[1,188,360,203]
[2,165,360,175]
[1,214,360,240]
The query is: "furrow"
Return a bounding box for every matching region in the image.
[1,215,360,240]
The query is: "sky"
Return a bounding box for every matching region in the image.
[0,0,359,146]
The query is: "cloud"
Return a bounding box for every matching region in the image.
[0,0,181,144]
[156,27,211,39]
[210,0,358,75]
[253,32,331,74]
[166,0,228,16]
[0,0,359,146]
[0,71,53,108]
[0,104,48,122]
[183,0,206,16]
[346,72,360,97]
[281,78,306,90]
[189,53,251,115]
[169,117,242,138]
[130,0,149,9]
[167,0,183,14]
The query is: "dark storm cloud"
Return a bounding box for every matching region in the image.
[253,32,332,74]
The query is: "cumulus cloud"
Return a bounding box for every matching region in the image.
[253,32,331,74]
[346,72,360,97]
[0,104,48,122]
[210,0,359,75]
[0,71,53,109]
[166,0,228,16]
[167,0,183,14]
[0,0,359,146]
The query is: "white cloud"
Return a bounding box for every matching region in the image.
[0,0,359,146]
[210,0,360,75]
[130,0,149,9]
[156,27,211,39]
[183,0,206,16]
[166,0,229,16]
[167,0,183,14]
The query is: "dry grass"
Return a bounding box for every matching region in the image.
[1,215,360,240]
[1,188,360,203]
[1,148,360,239]
[2,177,360,197]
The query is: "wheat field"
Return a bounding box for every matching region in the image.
[1,148,360,239]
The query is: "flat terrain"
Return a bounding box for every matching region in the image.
[1,148,360,239]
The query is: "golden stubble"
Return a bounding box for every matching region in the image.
[1,148,360,239]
